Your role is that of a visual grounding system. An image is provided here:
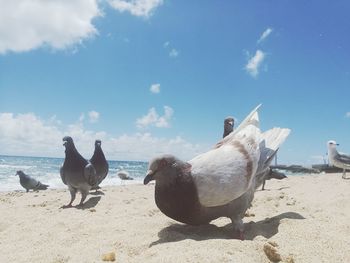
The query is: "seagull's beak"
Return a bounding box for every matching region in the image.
[144,170,155,185]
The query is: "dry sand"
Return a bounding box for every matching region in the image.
[0,173,349,263]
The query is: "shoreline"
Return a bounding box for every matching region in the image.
[1,173,349,262]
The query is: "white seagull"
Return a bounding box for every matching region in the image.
[327,140,350,179]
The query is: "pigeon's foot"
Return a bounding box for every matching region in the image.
[61,204,73,209]
[232,230,244,240]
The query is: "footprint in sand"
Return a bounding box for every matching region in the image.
[148,209,159,217]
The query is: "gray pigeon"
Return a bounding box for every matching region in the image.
[60,136,98,208]
[223,116,234,138]
[90,139,109,191]
[16,170,49,192]
[144,105,290,239]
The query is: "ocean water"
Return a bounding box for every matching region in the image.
[0,155,148,192]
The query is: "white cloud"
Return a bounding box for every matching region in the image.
[169,48,179,58]
[136,106,174,128]
[150,83,160,94]
[257,27,273,44]
[346,112,350,118]
[108,0,163,18]
[245,50,265,77]
[0,0,102,54]
[0,112,204,161]
[88,111,100,123]
[163,41,170,48]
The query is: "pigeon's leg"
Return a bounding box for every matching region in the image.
[62,186,76,208]
[261,179,266,190]
[77,190,89,207]
[231,216,244,240]
[342,169,346,179]
[26,189,29,193]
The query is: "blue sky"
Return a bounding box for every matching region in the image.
[1,0,350,164]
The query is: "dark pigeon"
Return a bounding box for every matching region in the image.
[223,116,234,138]
[16,170,49,192]
[261,169,287,190]
[90,140,109,191]
[60,136,98,208]
[144,105,290,239]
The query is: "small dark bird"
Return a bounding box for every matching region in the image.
[261,169,287,190]
[223,116,234,138]
[60,136,98,208]
[90,139,109,191]
[16,170,49,192]
[144,105,290,239]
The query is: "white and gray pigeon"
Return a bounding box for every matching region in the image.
[223,116,234,138]
[16,170,49,192]
[327,140,350,179]
[144,105,290,239]
[60,136,98,208]
[90,139,109,191]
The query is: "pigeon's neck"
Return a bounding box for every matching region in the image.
[91,147,106,162]
[64,147,86,165]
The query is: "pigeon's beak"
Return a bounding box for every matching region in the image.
[63,141,67,146]
[144,170,155,185]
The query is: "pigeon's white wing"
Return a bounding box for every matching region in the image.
[217,104,261,147]
[234,104,261,133]
[257,127,291,173]
[190,125,261,207]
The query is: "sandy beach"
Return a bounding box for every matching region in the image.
[0,173,349,263]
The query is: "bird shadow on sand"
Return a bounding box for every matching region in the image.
[149,212,305,247]
[76,196,102,210]
[257,186,291,192]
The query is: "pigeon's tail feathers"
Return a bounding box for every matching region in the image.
[36,182,49,190]
[257,128,291,173]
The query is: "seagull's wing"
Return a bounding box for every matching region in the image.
[190,125,261,207]
[335,153,350,166]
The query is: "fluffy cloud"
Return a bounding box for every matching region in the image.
[169,48,179,58]
[136,106,174,128]
[245,50,265,77]
[88,111,100,123]
[108,0,163,18]
[0,0,102,54]
[257,28,273,44]
[150,83,160,94]
[0,112,205,161]
[346,112,350,118]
